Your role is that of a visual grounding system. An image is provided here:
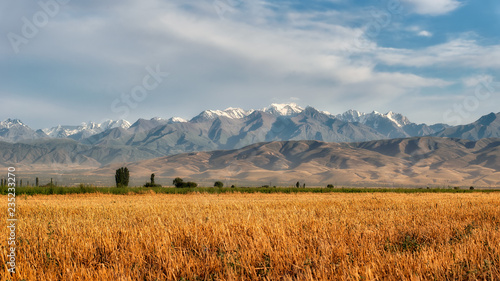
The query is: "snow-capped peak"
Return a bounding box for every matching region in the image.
[42,119,130,138]
[336,110,364,123]
[223,107,255,119]
[168,117,187,123]
[194,107,255,121]
[0,118,27,128]
[336,110,412,128]
[105,119,132,130]
[385,111,411,128]
[263,103,304,116]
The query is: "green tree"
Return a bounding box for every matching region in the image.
[36,177,39,187]
[185,181,198,188]
[173,177,197,188]
[150,173,155,186]
[296,181,300,188]
[327,184,334,188]
[115,167,130,187]
[214,181,224,188]
[144,173,161,187]
[173,177,184,188]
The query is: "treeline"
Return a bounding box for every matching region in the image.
[0,177,56,188]
[0,186,495,196]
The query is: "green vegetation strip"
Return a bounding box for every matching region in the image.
[1,186,500,195]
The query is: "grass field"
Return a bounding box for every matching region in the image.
[2,185,499,196]
[2,192,500,280]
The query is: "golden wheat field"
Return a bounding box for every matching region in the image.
[1,192,500,280]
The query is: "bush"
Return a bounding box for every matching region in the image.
[214,181,224,188]
[327,184,334,188]
[469,186,474,190]
[185,182,198,188]
[173,177,184,188]
[173,177,197,188]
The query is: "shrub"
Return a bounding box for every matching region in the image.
[173,177,184,188]
[185,182,198,188]
[144,173,161,187]
[173,177,197,188]
[214,181,224,188]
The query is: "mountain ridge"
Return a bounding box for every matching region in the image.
[5,137,498,187]
[2,103,450,143]
[1,105,499,166]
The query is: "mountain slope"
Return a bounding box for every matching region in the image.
[435,112,500,140]
[0,119,47,142]
[4,136,499,186]
[0,104,451,147]
[81,107,386,154]
[87,137,500,187]
[42,119,131,140]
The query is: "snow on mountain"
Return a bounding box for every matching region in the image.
[192,103,305,121]
[336,110,411,128]
[168,117,188,123]
[385,111,411,127]
[0,118,46,142]
[100,119,132,130]
[224,107,255,119]
[43,119,131,138]
[1,104,437,143]
[0,118,28,129]
[336,110,364,123]
[263,103,304,116]
[192,107,255,121]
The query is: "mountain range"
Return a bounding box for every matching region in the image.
[6,137,498,187]
[1,103,459,145]
[1,103,499,186]
[106,136,498,187]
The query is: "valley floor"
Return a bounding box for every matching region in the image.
[2,193,499,280]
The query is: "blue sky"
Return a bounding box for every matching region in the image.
[1,0,499,129]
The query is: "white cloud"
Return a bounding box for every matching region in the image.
[402,0,462,15]
[376,38,500,69]
[462,75,494,87]
[417,30,432,37]
[0,0,481,127]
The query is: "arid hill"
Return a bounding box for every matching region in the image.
[86,137,500,187]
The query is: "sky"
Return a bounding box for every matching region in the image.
[1,0,499,129]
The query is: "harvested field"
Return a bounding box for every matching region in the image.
[2,192,499,280]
